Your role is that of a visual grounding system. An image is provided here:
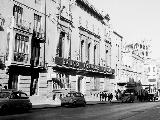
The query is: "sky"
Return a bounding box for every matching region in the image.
[88,0,160,59]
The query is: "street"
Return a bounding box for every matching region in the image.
[0,101,160,120]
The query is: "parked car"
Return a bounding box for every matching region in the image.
[0,89,32,114]
[61,92,86,107]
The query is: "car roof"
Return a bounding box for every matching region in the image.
[68,92,82,94]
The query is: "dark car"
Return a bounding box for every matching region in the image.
[61,92,86,107]
[0,89,32,114]
[121,91,135,103]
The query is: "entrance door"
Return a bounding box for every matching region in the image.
[78,76,83,92]
[8,74,18,90]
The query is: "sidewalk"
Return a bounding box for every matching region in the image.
[30,95,119,109]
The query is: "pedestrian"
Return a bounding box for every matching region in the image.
[53,92,56,100]
[104,93,107,101]
[108,93,110,101]
[109,93,113,102]
[100,92,102,101]
[102,92,104,101]
[0,84,2,91]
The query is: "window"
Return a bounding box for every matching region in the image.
[20,93,28,98]
[15,34,29,54]
[34,14,41,33]
[148,67,150,72]
[13,5,23,26]
[53,73,70,89]
[35,0,41,4]
[14,33,29,62]
[81,40,84,62]
[94,45,96,64]
[153,67,155,72]
[57,32,65,57]
[140,44,142,48]
[87,43,91,63]
[86,20,88,29]
[79,16,81,25]
[143,45,145,49]
[105,44,109,66]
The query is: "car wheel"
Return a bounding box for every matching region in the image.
[24,105,31,112]
[1,105,9,114]
[61,103,64,107]
[72,101,77,107]
[82,102,86,107]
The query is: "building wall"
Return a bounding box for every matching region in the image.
[111,31,123,89]
[0,0,115,97]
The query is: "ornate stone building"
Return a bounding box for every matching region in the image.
[119,40,151,91]
[0,0,115,98]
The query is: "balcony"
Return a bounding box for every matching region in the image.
[10,16,31,33]
[6,52,30,67]
[54,57,115,78]
[32,30,45,43]
[14,52,28,63]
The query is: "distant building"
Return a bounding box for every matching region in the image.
[111,31,123,92]
[144,59,159,95]
[119,40,151,91]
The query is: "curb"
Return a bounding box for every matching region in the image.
[31,100,120,109]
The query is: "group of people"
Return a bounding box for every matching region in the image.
[100,92,113,102]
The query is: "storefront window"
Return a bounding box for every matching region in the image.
[53,73,70,89]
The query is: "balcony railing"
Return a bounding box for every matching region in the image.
[33,30,45,43]
[10,16,31,32]
[14,52,28,63]
[54,57,114,75]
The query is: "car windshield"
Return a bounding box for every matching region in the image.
[0,92,10,98]
[20,92,28,98]
[67,93,82,97]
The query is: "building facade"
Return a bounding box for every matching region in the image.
[111,31,123,91]
[144,59,159,95]
[0,0,115,97]
[119,40,150,91]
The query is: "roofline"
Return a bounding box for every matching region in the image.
[76,0,110,21]
[113,31,123,39]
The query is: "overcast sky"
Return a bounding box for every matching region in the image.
[88,0,160,59]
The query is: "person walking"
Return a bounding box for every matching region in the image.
[102,92,104,101]
[0,84,2,91]
[100,92,102,101]
[109,93,113,103]
[104,93,107,101]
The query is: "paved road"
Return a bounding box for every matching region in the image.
[0,102,160,120]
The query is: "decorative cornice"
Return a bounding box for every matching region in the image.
[78,26,101,39]
[76,0,104,21]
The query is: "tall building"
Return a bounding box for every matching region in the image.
[0,0,115,98]
[111,31,123,91]
[119,40,151,91]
